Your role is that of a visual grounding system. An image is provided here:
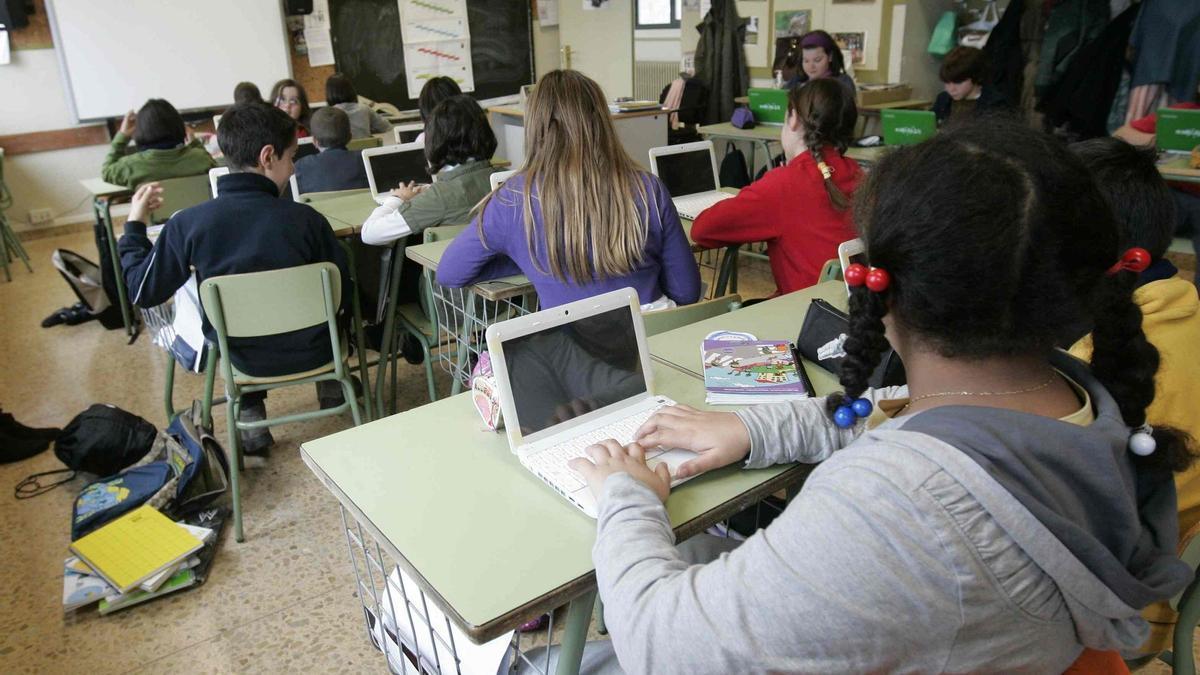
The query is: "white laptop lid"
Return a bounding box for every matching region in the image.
[294,135,318,161]
[648,140,720,198]
[489,169,516,192]
[208,167,230,198]
[485,288,655,453]
[393,122,424,145]
[362,141,431,201]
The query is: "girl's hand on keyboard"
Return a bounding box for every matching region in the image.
[633,405,750,479]
[569,440,671,504]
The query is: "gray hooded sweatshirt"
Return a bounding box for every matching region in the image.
[593,352,1191,673]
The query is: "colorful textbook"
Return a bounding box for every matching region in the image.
[702,333,812,404]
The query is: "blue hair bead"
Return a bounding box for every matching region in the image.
[833,405,857,428]
[851,398,873,418]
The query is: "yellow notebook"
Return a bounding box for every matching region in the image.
[70,505,203,594]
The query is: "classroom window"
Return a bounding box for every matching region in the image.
[636,0,682,29]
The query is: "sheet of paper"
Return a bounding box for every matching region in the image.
[305,30,336,67]
[0,28,10,66]
[399,0,473,92]
[537,0,559,26]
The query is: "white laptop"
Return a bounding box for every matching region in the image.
[489,169,516,192]
[648,140,735,220]
[207,167,230,198]
[393,122,424,145]
[294,135,319,161]
[362,141,431,205]
[485,288,699,517]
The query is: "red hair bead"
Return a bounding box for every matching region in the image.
[844,263,868,287]
[865,267,891,292]
[1106,247,1152,276]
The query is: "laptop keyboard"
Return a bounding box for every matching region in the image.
[527,404,666,493]
[674,192,735,220]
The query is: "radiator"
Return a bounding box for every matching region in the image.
[633,61,679,102]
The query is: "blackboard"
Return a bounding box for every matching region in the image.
[329,0,534,106]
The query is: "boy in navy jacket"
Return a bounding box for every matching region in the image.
[119,103,351,455]
[293,106,369,195]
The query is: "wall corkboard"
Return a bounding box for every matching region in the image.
[291,50,336,103]
[11,0,54,50]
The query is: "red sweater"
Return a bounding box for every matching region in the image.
[691,149,862,295]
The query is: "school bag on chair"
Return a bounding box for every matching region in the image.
[719,143,752,189]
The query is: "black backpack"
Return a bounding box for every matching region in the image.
[718,144,751,189]
[15,404,157,498]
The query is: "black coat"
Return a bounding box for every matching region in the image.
[1040,3,1140,139]
[693,0,749,125]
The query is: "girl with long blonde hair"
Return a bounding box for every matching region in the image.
[437,70,700,309]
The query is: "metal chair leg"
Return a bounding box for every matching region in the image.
[225,392,244,543]
[163,352,177,421]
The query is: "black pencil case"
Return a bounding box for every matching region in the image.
[796,298,906,389]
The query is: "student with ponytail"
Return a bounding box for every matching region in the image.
[562,119,1195,673]
[691,77,860,295]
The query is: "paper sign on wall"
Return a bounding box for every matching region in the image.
[398,0,475,93]
[0,26,10,66]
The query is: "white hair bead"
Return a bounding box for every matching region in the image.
[1129,424,1157,456]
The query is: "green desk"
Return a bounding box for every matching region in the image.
[648,281,848,389]
[306,192,376,236]
[698,122,783,173]
[697,123,889,173]
[301,360,810,674]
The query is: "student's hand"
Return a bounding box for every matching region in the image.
[118,110,137,137]
[390,181,426,201]
[634,404,751,479]
[569,439,671,504]
[128,183,164,223]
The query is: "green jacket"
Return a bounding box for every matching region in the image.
[360,159,496,246]
[101,132,217,188]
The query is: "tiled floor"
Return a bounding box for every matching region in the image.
[3,230,1196,674]
[0,231,778,674]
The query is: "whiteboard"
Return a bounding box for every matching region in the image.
[47,0,292,122]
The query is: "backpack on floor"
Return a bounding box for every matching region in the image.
[69,403,229,540]
[14,404,158,499]
[51,248,123,330]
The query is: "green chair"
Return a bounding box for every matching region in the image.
[1159,522,1200,674]
[642,294,743,337]
[347,136,383,152]
[818,258,843,283]
[375,224,468,412]
[0,147,32,282]
[200,262,362,542]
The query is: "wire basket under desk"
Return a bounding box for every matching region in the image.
[424,271,538,393]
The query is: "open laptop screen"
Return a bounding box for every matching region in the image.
[655,150,717,198]
[502,306,647,436]
[369,149,432,192]
[294,142,319,161]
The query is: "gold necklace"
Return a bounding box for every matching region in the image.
[899,372,1059,414]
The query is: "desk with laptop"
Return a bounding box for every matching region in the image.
[302,283,841,675]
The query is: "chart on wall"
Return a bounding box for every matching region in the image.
[398,0,475,93]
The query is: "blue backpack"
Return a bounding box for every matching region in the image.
[70,406,229,540]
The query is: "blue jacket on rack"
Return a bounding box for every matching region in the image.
[118,172,351,377]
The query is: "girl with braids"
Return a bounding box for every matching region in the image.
[564,119,1195,673]
[691,77,860,295]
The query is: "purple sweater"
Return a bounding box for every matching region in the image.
[436,172,701,308]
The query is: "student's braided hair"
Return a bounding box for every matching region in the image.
[787,78,857,210]
[826,119,1194,473]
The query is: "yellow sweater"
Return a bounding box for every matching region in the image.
[1070,276,1200,653]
